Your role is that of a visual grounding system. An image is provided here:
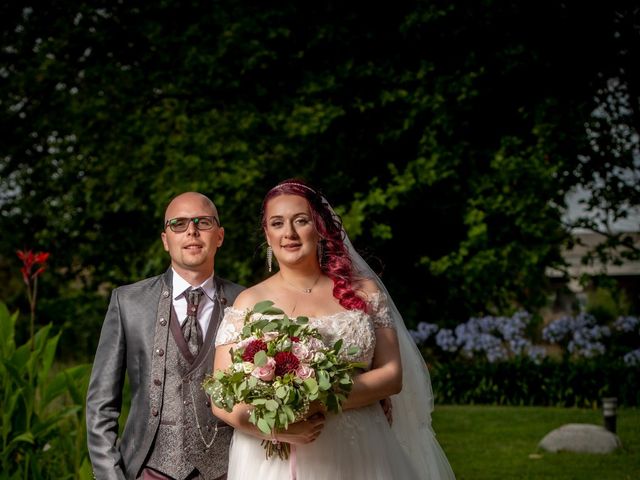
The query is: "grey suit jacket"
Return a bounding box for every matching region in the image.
[86,269,244,480]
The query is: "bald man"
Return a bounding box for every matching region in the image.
[87,192,244,480]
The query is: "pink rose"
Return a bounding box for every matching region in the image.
[295,364,315,380]
[306,337,326,352]
[292,343,313,362]
[251,357,276,381]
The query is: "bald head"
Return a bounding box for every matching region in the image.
[164,192,219,224]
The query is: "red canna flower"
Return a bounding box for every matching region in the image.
[17,250,50,284]
[16,249,51,350]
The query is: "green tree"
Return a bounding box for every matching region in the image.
[1,2,638,354]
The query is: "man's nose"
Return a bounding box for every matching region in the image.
[186,220,200,235]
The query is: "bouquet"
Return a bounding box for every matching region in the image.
[203,300,365,459]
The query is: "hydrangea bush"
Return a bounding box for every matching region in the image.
[410,312,639,366]
[410,312,640,406]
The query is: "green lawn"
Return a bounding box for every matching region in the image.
[431,405,640,480]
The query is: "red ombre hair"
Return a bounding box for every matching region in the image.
[262,179,367,312]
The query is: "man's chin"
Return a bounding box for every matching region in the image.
[179,255,209,268]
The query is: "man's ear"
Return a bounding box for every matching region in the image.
[161,231,169,252]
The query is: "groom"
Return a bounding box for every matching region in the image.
[86,192,244,479]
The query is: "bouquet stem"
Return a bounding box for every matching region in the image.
[261,439,291,460]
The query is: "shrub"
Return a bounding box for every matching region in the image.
[0,301,92,478]
[411,311,640,406]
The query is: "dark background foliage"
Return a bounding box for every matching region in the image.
[1,1,638,359]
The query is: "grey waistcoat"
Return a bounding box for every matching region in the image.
[146,304,230,479]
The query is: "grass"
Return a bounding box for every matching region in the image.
[431,405,640,480]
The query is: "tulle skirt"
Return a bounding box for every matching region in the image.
[226,403,453,479]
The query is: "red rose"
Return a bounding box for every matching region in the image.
[274,351,300,377]
[242,340,268,362]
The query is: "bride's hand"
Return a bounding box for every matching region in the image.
[305,400,327,417]
[273,412,325,445]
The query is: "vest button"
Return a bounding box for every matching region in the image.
[151,407,159,416]
[155,348,164,356]
[154,379,162,386]
[162,290,169,298]
[159,318,167,326]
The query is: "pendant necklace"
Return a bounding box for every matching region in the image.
[280,272,322,294]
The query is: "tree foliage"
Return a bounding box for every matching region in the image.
[1,1,638,356]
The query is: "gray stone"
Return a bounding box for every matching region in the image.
[538,423,621,454]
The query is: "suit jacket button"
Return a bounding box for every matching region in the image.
[159,318,167,326]
[206,400,211,407]
[151,407,159,416]
[162,290,170,297]
[156,348,164,356]
[154,379,162,386]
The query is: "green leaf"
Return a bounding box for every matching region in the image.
[262,321,279,332]
[9,431,35,445]
[275,386,288,399]
[282,405,294,422]
[346,346,359,355]
[303,378,318,394]
[317,370,331,390]
[257,418,271,434]
[253,301,285,316]
[265,399,279,411]
[253,350,268,366]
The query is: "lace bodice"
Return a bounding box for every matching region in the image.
[215,292,395,369]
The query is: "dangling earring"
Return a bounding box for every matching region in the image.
[317,240,324,267]
[266,245,273,272]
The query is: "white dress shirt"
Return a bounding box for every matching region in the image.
[171,269,216,335]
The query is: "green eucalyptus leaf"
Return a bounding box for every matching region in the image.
[254,350,268,366]
[257,418,271,434]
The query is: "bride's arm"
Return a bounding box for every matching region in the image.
[341,327,402,410]
[211,343,326,445]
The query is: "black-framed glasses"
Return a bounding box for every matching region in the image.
[164,216,220,232]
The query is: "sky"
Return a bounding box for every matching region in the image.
[565,185,640,233]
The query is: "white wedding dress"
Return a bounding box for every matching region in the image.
[215,292,456,480]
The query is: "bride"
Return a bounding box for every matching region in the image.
[212,179,455,479]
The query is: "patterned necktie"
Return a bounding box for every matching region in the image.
[183,287,204,356]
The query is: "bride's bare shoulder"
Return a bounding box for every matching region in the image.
[232,277,279,310]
